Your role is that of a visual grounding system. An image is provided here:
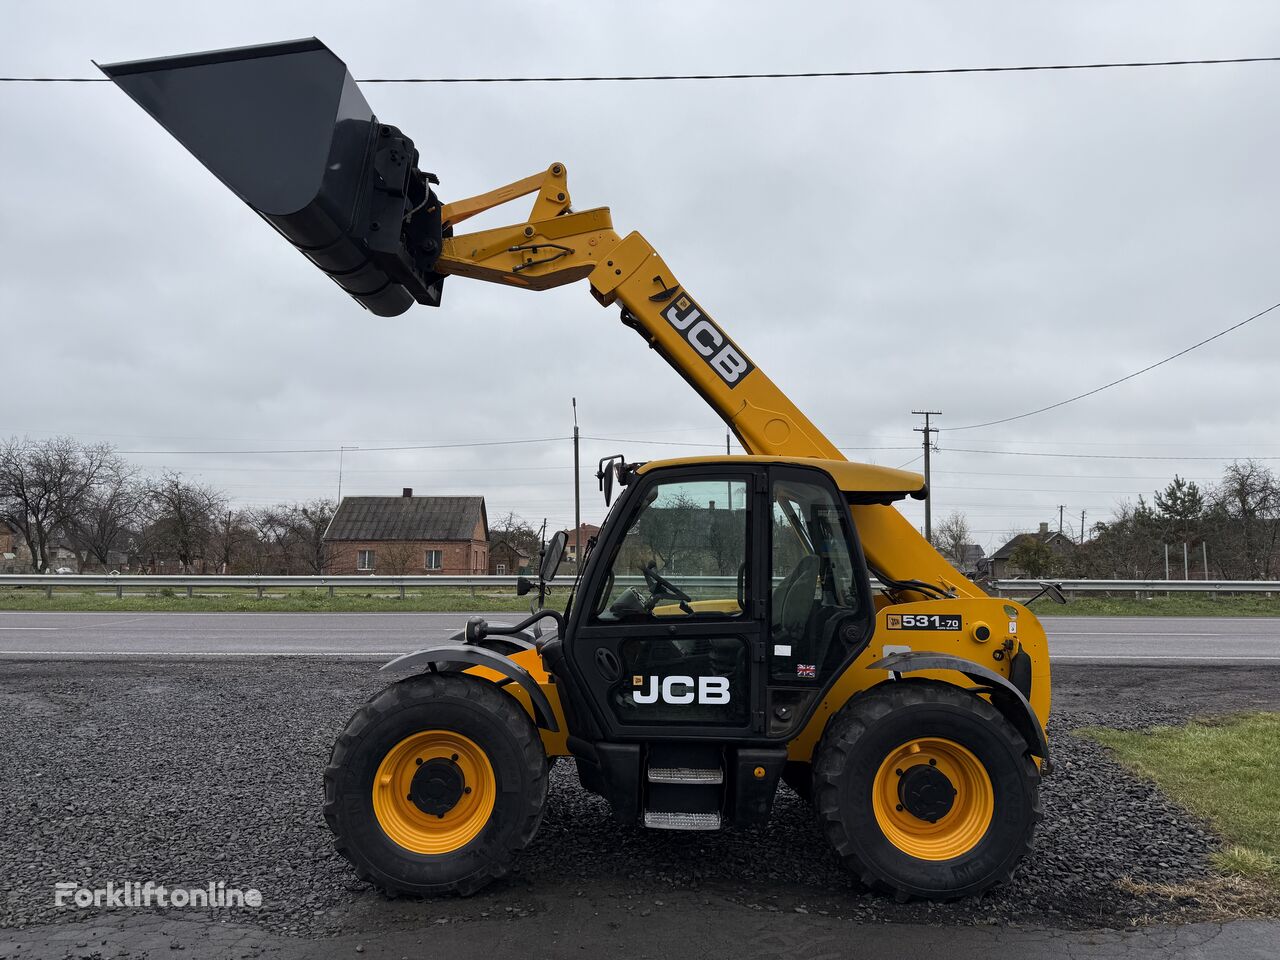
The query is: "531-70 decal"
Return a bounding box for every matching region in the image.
[886,613,962,631]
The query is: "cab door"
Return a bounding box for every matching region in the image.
[567,466,767,741]
[762,465,876,739]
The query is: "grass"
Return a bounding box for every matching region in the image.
[1022,594,1280,617]
[2,587,1276,616]
[1086,713,1280,886]
[0,588,533,613]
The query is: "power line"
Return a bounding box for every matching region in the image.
[116,437,568,456]
[5,55,1280,84]
[582,435,914,452]
[943,447,1280,462]
[946,300,1280,432]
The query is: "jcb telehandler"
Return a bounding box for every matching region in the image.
[102,38,1052,901]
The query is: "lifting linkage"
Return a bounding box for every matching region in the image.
[433,163,978,602]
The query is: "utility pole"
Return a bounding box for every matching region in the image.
[912,410,941,543]
[1080,510,1086,545]
[1202,541,1209,580]
[572,398,581,571]
[725,431,732,512]
[336,445,359,502]
[1058,505,1065,536]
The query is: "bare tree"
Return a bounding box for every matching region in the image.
[283,499,336,574]
[65,466,145,571]
[0,436,120,572]
[1207,460,1280,579]
[1077,497,1162,578]
[490,510,540,555]
[208,509,256,574]
[142,473,226,573]
[242,507,295,575]
[378,541,418,576]
[936,511,971,568]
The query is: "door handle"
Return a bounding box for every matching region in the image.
[594,647,621,681]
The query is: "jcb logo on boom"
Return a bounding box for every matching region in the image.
[632,674,731,705]
[662,293,755,388]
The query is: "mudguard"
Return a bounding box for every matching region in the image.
[381,644,559,732]
[869,651,1048,761]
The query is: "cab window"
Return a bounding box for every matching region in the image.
[769,472,864,681]
[593,477,748,621]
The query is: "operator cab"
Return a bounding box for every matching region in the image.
[545,454,926,829]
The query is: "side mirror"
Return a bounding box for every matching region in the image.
[1027,582,1069,606]
[540,530,568,581]
[597,454,624,506]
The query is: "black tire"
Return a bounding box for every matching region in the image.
[813,680,1041,901]
[323,672,548,897]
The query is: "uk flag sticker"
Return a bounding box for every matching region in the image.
[796,663,816,679]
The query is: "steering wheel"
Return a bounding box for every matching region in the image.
[641,560,692,604]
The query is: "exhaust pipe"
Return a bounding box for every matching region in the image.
[99,38,445,316]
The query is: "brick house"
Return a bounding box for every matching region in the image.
[0,520,18,573]
[559,522,601,566]
[324,490,489,575]
[488,539,532,576]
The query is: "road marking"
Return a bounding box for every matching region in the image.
[1052,655,1280,662]
[1044,619,1274,627]
[0,611,508,617]
[2,650,1278,664]
[0,626,57,631]
[1051,632,1251,638]
[0,650,399,658]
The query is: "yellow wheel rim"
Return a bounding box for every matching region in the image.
[871,737,994,861]
[372,730,496,855]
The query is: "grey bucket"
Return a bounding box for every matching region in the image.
[100,38,444,316]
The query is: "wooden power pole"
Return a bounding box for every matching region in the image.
[912,410,941,543]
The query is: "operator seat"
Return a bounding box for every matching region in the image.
[772,554,820,648]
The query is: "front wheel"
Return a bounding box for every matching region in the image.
[324,673,548,896]
[813,680,1041,900]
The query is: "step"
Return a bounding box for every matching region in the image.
[643,810,722,831]
[646,766,724,785]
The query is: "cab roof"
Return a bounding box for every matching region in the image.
[635,456,927,504]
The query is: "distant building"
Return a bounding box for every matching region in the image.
[948,543,986,577]
[323,489,489,575]
[489,538,532,576]
[0,520,19,573]
[559,522,601,566]
[989,522,1075,579]
[0,520,80,573]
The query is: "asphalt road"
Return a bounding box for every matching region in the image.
[0,611,1278,661]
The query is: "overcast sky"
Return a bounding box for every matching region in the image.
[2,2,1278,549]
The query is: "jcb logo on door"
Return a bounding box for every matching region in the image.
[662,292,755,388]
[632,674,731,705]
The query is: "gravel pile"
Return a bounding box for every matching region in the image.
[0,659,1271,936]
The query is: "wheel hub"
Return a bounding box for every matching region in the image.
[410,757,465,816]
[897,763,957,823]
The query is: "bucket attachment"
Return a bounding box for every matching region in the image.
[99,38,444,316]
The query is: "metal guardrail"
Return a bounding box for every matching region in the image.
[0,573,528,599]
[0,573,1275,600]
[989,578,1280,595]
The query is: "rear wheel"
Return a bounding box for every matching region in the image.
[813,680,1041,900]
[324,673,548,896]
